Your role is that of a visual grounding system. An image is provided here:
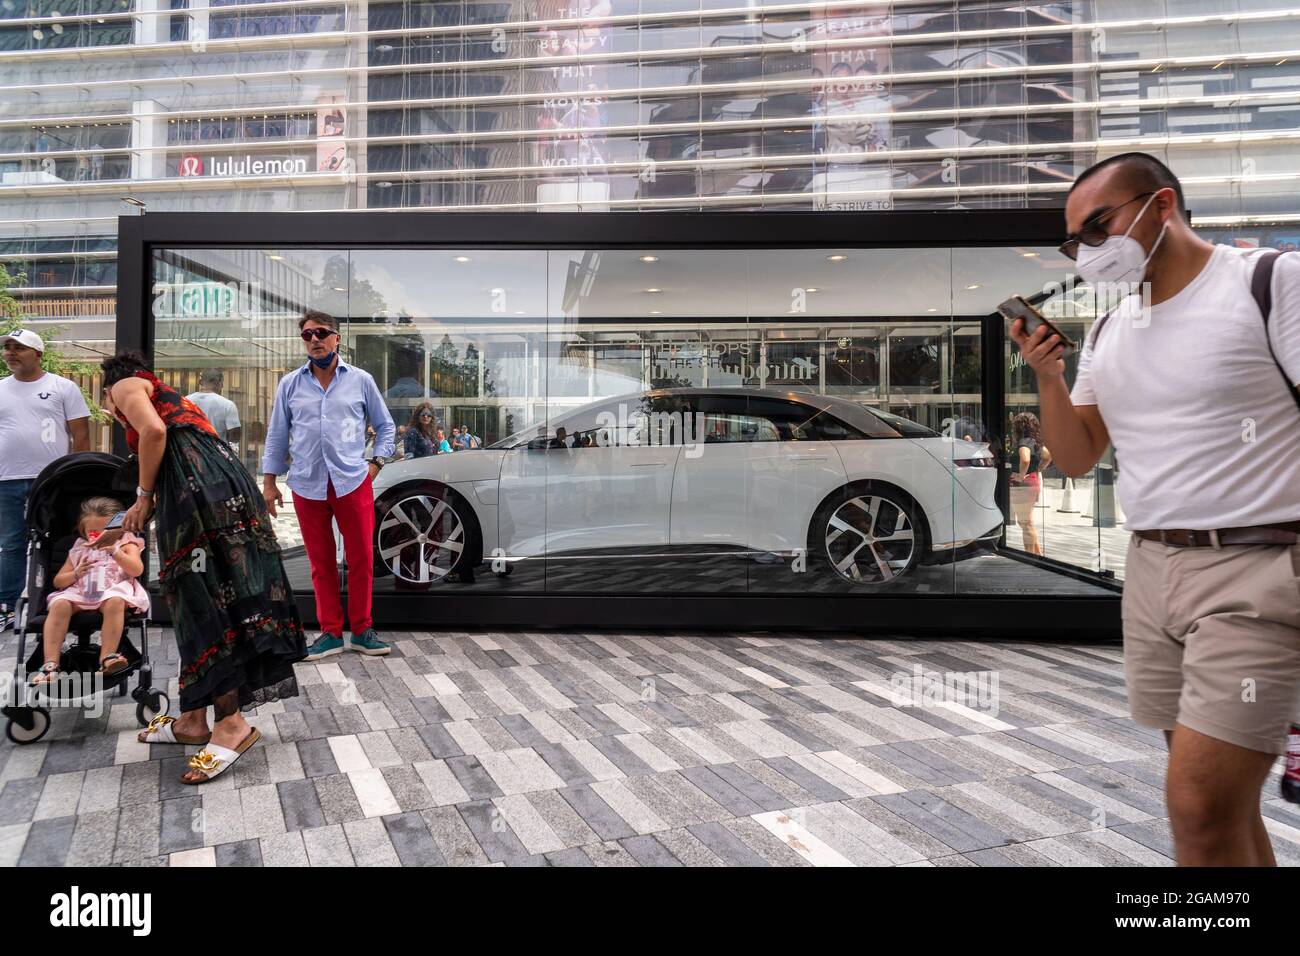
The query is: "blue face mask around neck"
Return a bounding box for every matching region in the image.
[310,351,337,369]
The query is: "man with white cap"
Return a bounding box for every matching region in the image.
[0,328,90,629]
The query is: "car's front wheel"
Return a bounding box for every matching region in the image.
[811,484,924,586]
[374,482,481,584]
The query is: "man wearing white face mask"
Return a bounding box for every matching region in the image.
[1011,152,1300,867]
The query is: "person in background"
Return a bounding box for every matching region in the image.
[450,426,465,450]
[435,428,452,454]
[460,424,481,449]
[262,310,396,661]
[0,329,90,631]
[185,368,241,450]
[1008,411,1051,555]
[404,404,438,459]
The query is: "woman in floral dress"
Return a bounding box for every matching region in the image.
[101,349,306,784]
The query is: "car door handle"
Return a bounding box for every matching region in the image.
[788,455,827,462]
[629,461,666,467]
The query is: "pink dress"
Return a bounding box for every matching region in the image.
[46,532,151,614]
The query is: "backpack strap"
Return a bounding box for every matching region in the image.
[1084,305,1119,353]
[1251,250,1300,415]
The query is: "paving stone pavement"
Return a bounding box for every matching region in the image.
[4,627,1299,868]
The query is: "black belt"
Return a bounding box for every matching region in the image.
[1134,522,1300,548]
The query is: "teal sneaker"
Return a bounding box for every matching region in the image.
[304,633,344,661]
[348,628,390,656]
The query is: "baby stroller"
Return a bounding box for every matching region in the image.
[2,452,167,744]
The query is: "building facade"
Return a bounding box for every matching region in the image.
[2,0,1299,593]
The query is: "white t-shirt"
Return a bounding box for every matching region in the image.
[1070,244,1300,529]
[185,390,240,438]
[0,372,92,481]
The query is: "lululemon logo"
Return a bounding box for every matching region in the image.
[179,155,203,177]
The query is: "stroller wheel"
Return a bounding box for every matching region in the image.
[135,692,169,727]
[5,707,51,745]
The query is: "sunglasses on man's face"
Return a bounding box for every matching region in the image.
[300,327,338,342]
[1059,191,1156,261]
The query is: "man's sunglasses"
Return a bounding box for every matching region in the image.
[300,327,338,342]
[1059,191,1155,261]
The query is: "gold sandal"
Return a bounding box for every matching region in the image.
[181,727,261,785]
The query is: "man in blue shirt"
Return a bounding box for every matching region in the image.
[262,311,396,660]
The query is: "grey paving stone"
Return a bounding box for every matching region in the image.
[544,846,596,866]
[583,840,640,866]
[497,712,552,749]
[587,735,655,778]
[107,797,162,864]
[533,741,597,787]
[118,760,161,807]
[523,789,600,849]
[457,799,528,863]
[444,755,504,800]
[686,820,770,866]
[313,772,366,825]
[677,765,764,817]
[259,831,309,866]
[420,806,490,867]
[380,765,436,812]
[382,811,445,865]
[385,726,434,764]
[556,784,636,842]
[279,778,328,831]
[0,778,44,825]
[296,737,340,778]
[707,762,795,812]
[215,838,264,867]
[158,795,203,854]
[18,815,77,866]
[762,756,853,803]
[654,827,726,866]
[65,809,120,867]
[619,834,683,867]
[342,817,401,867]
[416,723,465,759]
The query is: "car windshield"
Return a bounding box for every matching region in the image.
[865,407,938,437]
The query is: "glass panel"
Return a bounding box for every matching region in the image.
[144,240,1119,608]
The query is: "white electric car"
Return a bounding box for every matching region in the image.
[372,388,1002,587]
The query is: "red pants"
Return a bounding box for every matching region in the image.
[293,475,375,635]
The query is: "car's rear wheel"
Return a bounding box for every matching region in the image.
[811,485,924,586]
[375,482,480,584]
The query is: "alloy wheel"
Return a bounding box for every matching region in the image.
[824,494,916,584]
[377,493,465,583]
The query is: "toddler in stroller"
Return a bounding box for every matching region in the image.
[29,496,150,686]
[3,451,166,745]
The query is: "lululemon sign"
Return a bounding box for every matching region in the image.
[179,154,204,177]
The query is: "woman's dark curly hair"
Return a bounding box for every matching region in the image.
[1011,411,1041,442]
[100,348,151,388]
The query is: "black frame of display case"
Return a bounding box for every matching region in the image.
[117,209,1121,638]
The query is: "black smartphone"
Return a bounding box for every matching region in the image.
[997,294,1075,352]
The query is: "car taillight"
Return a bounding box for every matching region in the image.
[954,457,994,468]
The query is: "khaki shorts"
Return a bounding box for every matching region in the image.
[1122,535,1300,755]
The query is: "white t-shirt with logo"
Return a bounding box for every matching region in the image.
[1070,244,1300,529]
[185,390,240,438]
[0,372,92,481]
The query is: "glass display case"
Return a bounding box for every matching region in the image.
[119,209,1121,634]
